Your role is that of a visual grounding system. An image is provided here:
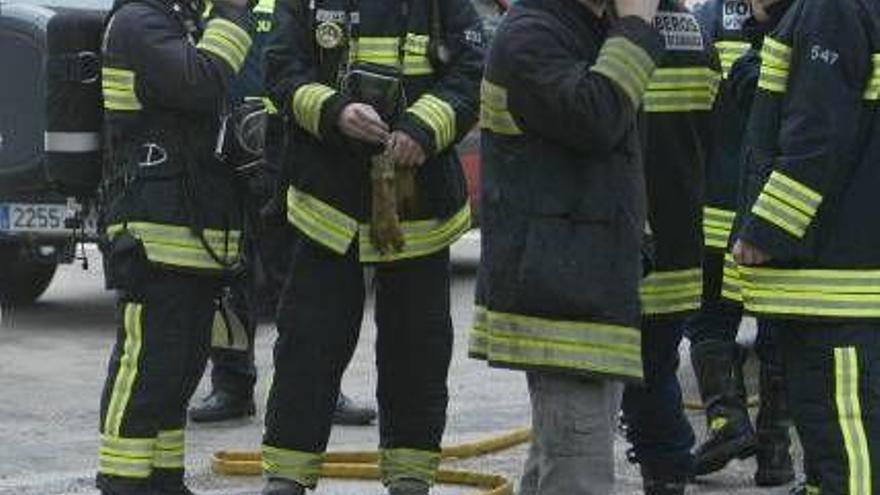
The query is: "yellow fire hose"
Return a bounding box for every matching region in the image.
[212,428,531,495]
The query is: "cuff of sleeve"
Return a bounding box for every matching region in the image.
[290,83,349,139]
[394,114,436,156]
[197,8,255,73]
[318,92,353,143]
[402,94,458,153]
[590,16,664,109]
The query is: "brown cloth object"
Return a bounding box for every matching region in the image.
[369,150,420,255]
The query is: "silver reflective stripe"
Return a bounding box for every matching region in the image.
[44,132,101,153]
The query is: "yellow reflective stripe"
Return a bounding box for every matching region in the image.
[107,223,241,270]
[358,204,471,263]
[292,83,337,137]
[643,89,716,112]
[721,253,744,302]
[478,308,643,379]
[758,37,791,93]
[468,305,490,358]
[262,446,324,487]
[352,35,434,75]
[254,0,275,14]
[714,40,751,78]
[286,187,358,255]
[752,192,811,238]
[98,455,153,478]
[246,96,278,115]
[806,485,821,495]
[864,54,880,100]
[380,449,441,485]
[153,429,184,469]
[645,67,721,112]
[99,434,155,477]
[834,347,872,495]
[102,67,142,111]
[737,265,880,317]
[480,80,522,135]
[704,206,736,249]
[406,94,457,150]
[765,171,822,214]
[591,36,656,109]
[197,18,253,72]
[103,303,144,437]
[640,268,703,315]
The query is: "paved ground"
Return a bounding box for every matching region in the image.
[0,237,802,495]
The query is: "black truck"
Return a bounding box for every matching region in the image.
[0,0,109,304]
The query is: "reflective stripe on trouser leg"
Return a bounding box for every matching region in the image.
[262,446,323,487]
[834,347,872,495]
[380,449,442,485]
[153,429,185,469]
[99,302,153,479]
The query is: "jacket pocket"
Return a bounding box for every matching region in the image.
[515,215,627,321]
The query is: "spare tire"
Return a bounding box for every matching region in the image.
[0,243,57,305]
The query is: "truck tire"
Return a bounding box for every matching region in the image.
[0,246,57,305]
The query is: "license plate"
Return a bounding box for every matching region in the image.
[0,203,70,232]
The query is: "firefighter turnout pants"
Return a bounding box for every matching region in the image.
[262,237,453,488]
[97,265,223,493]
[778,321,880,495]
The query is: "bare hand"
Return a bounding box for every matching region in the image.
[389,131,427,168]
[615,0,660,23]
[338,104,390,144]
[732,239,771,266]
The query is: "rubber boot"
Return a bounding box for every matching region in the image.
[151,469,196,495]
[388,479,430,495]
[262,478,306,495]
[691,340,756,476]
[754,363,795,486]
[641,465,687,495]
[189,389,256,423]
[96,474,155,495]
[333,392,377,426]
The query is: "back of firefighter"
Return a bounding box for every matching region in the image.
[619,0,718,492]
[732,0,880,493]
[687,0,797,484]
[470,0,664,492]
[259,0,484,493]
[96,0,254,493]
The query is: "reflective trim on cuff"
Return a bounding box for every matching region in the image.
[406,94,457,151]
[757,37,791,93]
[292,83,337,137]
[262,445,324,488]
[751,171,822,239]
[591,36,656,109]
[197,18,253,72]
[153,429,184,469]
[98,434,155,479]
[703,207,736,249]
[480,80,522,135]
[380,448,442,485]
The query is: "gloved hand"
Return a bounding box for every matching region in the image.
[728,48,761,109]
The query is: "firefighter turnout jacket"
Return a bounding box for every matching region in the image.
[470,0,664,382]
[696,0,751,255]
[734,0,880,321]
[264,0,484,263]
[640,0,719,317]
[100,0,254,277]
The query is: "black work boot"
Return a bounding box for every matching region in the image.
[96,474,154,495]
[262,479,306,495]
[332,392,377,426]
[754,363,795,486]
[151,469,195,495]
[691,340,756,476]
[387,479,430,495]
[641,465,687,495]
[188,389,256,423]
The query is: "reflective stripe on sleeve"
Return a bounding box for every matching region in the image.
[640,268,703,315]
[291,83,337,137]
[480,80,522,135]
[591,36,656,109]
[197,18,253,72]
[102,67,142,111]
[704,207,736,249]
[714,40,751,78]
[751,170,822,239]
[863,54,880,100]
[406,94,457,151]
[757,37,792,93]
[834,348,872,495]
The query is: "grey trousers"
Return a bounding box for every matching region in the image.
[519,371,623,495]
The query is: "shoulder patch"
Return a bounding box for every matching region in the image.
[722,0,751,31]
[654,12,704,52]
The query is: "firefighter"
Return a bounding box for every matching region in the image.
[259,0,484,492]
[618,0,719,492]
[95,0,254,493]
[687,0,796,484]
[733,0,880,492]
[188,0,377,427]
[470,0,664,492]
